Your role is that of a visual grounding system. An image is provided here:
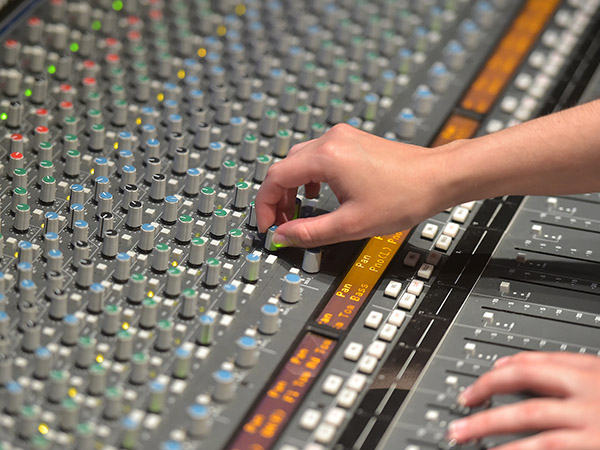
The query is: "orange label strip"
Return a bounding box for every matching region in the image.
[316,231,408,330]
[461,0,561,115]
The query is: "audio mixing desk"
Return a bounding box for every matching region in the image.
[0,0,598,449]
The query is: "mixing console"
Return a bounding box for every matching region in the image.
[0,0,598,449]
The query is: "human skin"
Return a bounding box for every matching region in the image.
[255,99,600,448]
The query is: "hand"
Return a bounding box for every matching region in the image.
[255,124,458,247]
[447,352,600,449]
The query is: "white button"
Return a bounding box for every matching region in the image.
[528,50,546,69]
[446,375,458,387]
[384,281,402,299]
[346,373,367,391]
[378,323,397,342]
[322,374,344,395]
[435,235,452,251]
[367,341,387,359]
[314,423,336,444]
[542,29,559,48]
[281,446,300,450]
[358,355,378,374]
[464,342,476,356]
[299,408,322,431]
[417,263,434,280]
[364,311,383,329]
[343,342,363,361]
[500,280,510,293]
[388,309,406,327]
[425,251,442,266]
[555,9,571,27]
[398,293,416,310]
[405,446,421,450]
[425,409,440,422]
[324,407,346,427]
[407,280,424,296]
[421,223,438,240]
[443,222,459,238]
[486,119,504,134]
[452,207,469,223]
[514,72,532,91]
[483,311,495,324]
[337,388,358,408]
[500,96,518,113]
[303,445,324,450]
[403,251,420,267]
[461,201,476,211]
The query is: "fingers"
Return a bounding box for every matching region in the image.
[492,430,600,450]
[447,399,578,442]
[272,204,363,248]
[494,352,600,371]
[459,363,578,407]
[255,149,326,233]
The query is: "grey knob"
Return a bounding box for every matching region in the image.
[189,237,207,267]
[126,201,143,229]
[206,142,225,170]
[34,347,52,379]
[62,315,80,346]
[176,215,193,244]
[152,244,171,273]
[48,369,68,403]
[197,314,215,346]
[259,303,280,335]
[127,274,147,304]
[184,168,203,196]
[220,283,238,314]
[180,288,198,319]
[204,258,221,288]
[104,386,123,419]
[212,369,235,402]
[88,363,107,396]
[281,273,301,303]
[138,224,156,253]
[102,305,120,336]
[254,155,272,183]
[165,267,183,298]
[241,134,258,162]
[235,336,258,368]
[198,187,216,215]
[115,330,133,362]
[155,320,173,351]
[302,248,322,274]
[210,209,229,238]
[102,230,119,258]
[130,352,149,384]
[114,253,131,282]
[140,298,158,330]
[76,336,95,369]
[148,381,167,413]
[187,404,210,437]
[220,160,237,188]
[396,108,418,140]
[226,229,243,257]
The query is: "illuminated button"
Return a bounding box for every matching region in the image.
[343,342,363,361]
[446,375,459,388]
[387,310,406,327]
[407,280,424,296]
[346,373,367,392]
[435,235,452,251]
[337,388,358,409]
[417,263,434,280]
[403,251,420,268]
[358,354,378,374]
[384,281,402,299]
[443,222,460,238]
[421,223,439,240]
[500,281,510,294]
[367,341,387,360]
[364,311,383,329]
[378,323,397,342]
[299,408,322,431]
[322,374,344,396]
[461,201,476,211]
[398,293,416,310]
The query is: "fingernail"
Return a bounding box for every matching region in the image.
[493,355,511,368]
[457,386,472,406]
[447,419,469,441]
[273,233,291,248]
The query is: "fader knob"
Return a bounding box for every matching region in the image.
[197,314,215,346]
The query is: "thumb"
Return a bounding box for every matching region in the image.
[272,206,363,248]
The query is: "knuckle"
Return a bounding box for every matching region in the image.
[292,222,316,246]
[266,163,281,180]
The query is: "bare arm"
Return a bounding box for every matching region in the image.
[255,99,600,248]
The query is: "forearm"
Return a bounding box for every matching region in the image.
[441,99,600,206]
